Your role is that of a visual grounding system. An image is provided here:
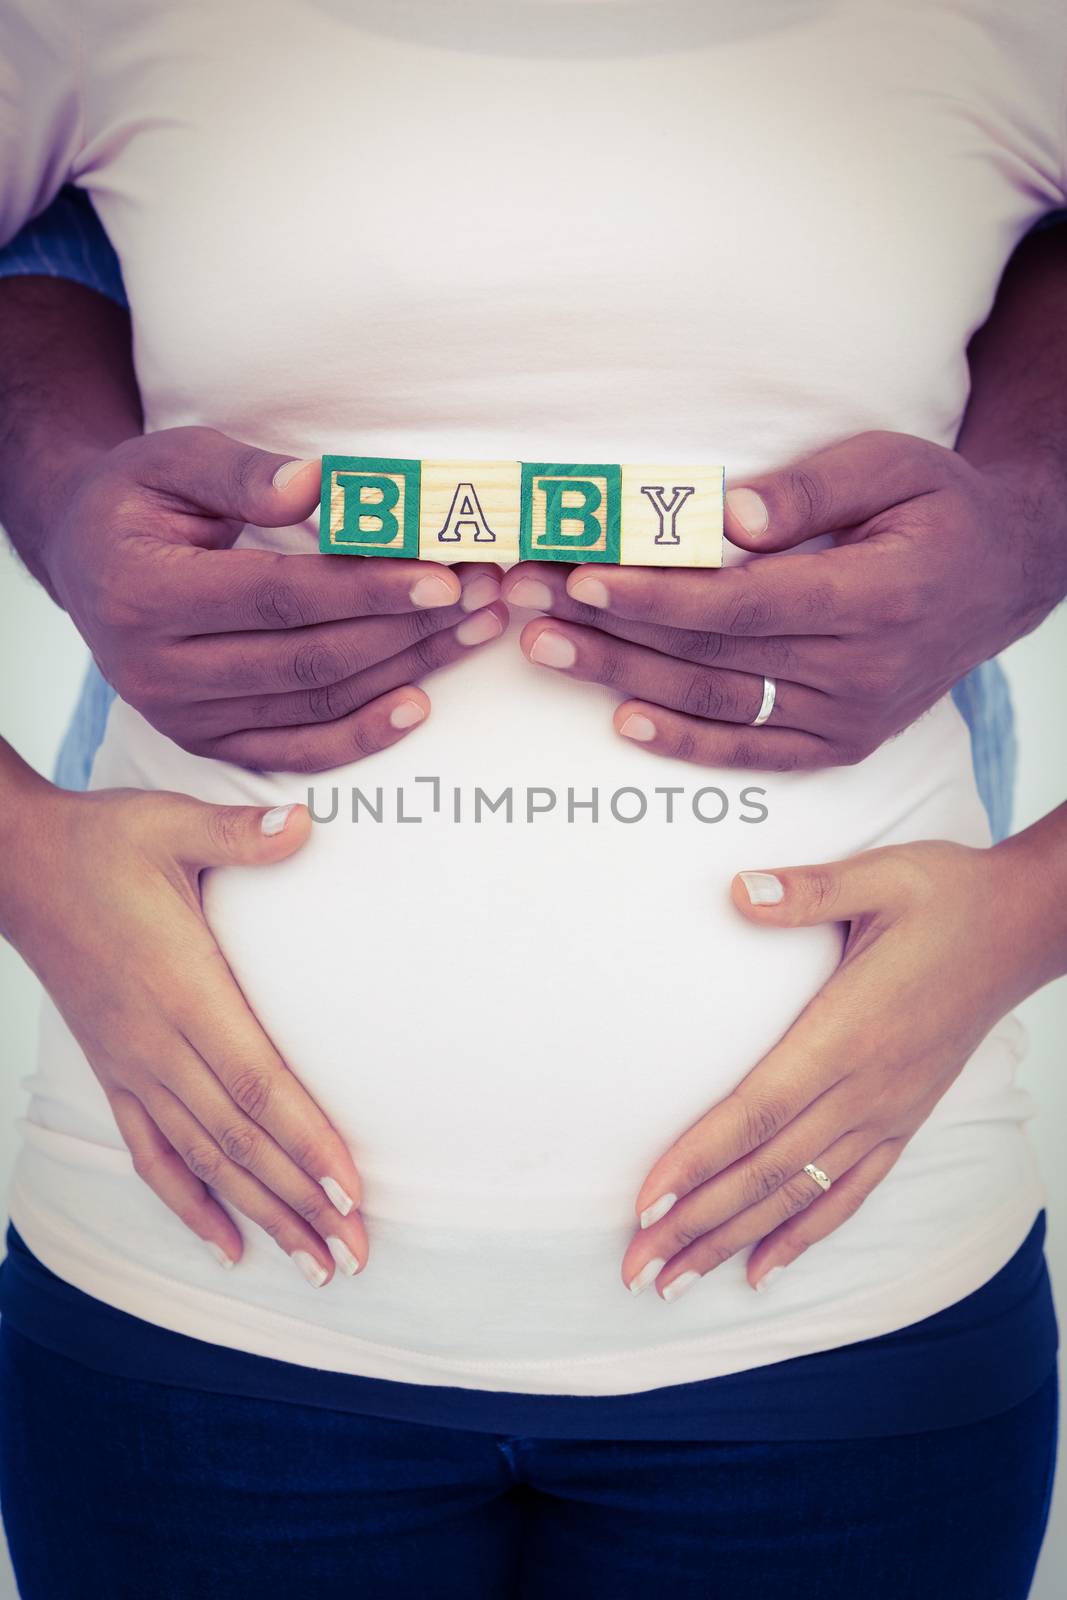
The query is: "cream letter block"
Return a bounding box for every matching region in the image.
[419,460,522,563]
[619,464,724,568]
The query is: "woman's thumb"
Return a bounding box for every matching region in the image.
[174,799,313,869]
[731,853,893,927]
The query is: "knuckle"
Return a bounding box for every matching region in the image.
[784,466,833,529]
[408,631,449,677]
[741,1156,791,1208]
[228,1068,273,1121]
[249,577,308,629]
[695,1237,734,1272]
[260,1213,288,1244]
[183,1142,223,1186]
[292,1190,328,1226]
[593,643,625,688]
[348,713,385,760]
[679,670,726,721]
[289,641,346,689]
[780,1174,820,1216]
[283,1131,321,1174]
[735,1091,789,1149]
[218,1122,259,1168]
[670,725,698,763]
[305,681,347,722]
[724,587,772,636]
[804,867,841,913]
[666,1215,707,1252]
[203,804,245,856]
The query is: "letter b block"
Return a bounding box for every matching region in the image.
[320,456,421,557]
[519,463,622,564]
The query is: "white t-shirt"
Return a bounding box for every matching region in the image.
[2,0,1064,1394]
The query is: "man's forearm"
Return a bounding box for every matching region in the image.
[0,277,142,599]
[958,222,1067,635]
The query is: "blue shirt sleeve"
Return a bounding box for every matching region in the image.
[0,185,128,307]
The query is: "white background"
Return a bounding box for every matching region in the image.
[1,540,1064,1597]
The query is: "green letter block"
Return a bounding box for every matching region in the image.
[519,462,621,563]
[320,455,421,557]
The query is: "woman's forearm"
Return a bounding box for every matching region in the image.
[992,800,1067,996]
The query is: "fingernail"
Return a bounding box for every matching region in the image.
[639,1192,677,1229]
[740,871,784,906]
[291,1250,329,1287]
[261,804,296,836]
[755,1266,785,1294]
[662,1270,701,1304]
[326,1236,362,1277]
[319,1176,355,1216]
[725,487,769,537]
[508,577,554,611]
[205,1241,235,1269]
[460,575,501,613]
[389,699,427,731]
[411,574,458,608]
[628,1257,665,1296]
[569,576,610,609]
[272,457,317,490]
[529,630,577,669]
[619,712,656,743]
[456,609,504,647]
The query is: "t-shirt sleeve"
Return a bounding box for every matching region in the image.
[0,0,82,249]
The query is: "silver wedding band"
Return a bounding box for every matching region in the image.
[751,676,776,727]
[803,1162,832,1194]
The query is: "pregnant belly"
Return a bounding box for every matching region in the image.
[88,618,989,1231]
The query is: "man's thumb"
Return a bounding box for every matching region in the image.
[174,799,313,870]
[138,427,321,534]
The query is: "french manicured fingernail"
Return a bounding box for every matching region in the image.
[619,713,656,743]
[640,1193,677,1229]
[662,1270,701,1304]
[740,871,785,906]
[456,609,504,647]
[529,630,577,669]
[261,804,296,836]
[319,1176,355,1216]
[272,457,317,490]
[411,574,458,608]
[629,1257,665,1296]
[326,1236,362,1277]
[460,575,501,612]
[725,487,769,537]
[291,1250,329,1288]
[508,577,554,610]
[569,575,610,609]
[755,1266,785,1294]
[389,700,426,731]
[205,1241,235,1269]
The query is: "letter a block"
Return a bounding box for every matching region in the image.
[319,455,723,566]
[419,460,522,562]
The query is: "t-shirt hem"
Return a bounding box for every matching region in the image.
[6,1176,1046,1397]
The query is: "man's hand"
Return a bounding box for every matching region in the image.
[41,427,506,770]
[502,428,1066,771]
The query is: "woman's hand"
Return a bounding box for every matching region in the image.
[1,750,369,1285]
[622,816,1067,1301]
[502,429,1067,771]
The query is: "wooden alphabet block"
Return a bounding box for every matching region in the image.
[320,455,421,557]
[519,463,622,564]
[319,456,723,567]
[419,460,522,562]
[620,464,724,568]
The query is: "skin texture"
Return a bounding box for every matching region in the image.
[622,805,1067,1301]
[504,224,1067,768]
[0,281,506,773]
[0,737,371,1284]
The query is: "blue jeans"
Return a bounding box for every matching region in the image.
[0,1324,1056,1600]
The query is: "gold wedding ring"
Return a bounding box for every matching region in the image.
[803,1162,832,1194]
